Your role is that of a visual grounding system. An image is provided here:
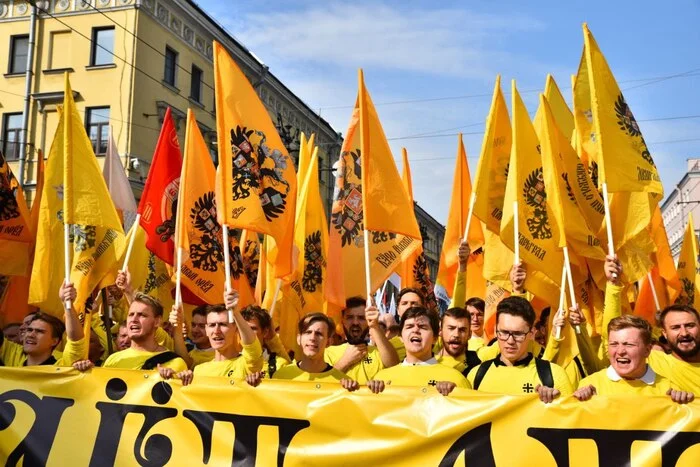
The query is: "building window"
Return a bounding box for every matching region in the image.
[1,113,23,160]
[9,35,29,74]
[164,46,178,86]
[90,27,115,66]
[190,65,202,102]
[86,107,110,155]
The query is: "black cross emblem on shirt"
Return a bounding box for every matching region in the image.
[522,383,535,393]
[363,356,373,364]
[428,380,437,386]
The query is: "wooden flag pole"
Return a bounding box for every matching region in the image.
[562,246,581,334]
[513,201,520,265]
[648,271,661,312]
[121,213,141,271]
[175,246,183,308]
[222,226,234,322]
[363,229,373,307]
[63,223,72,310]
[555,264,567,340]
[462,192,476,241]
[601,182,617,280]
[268,278,283,320]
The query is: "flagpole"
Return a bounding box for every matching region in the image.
[63,223,72,310]
[462,192,476,241]
[555,264,566,339]
[562,246,581,334]
[268,278,282,320]
[222,226,234,322]
[100,288,114,356]
[601,182,617,280]
[648,271,661,312]
[513,201,520,265]
[175,246,183,307]
[363,229,372,307]
[121,213,141,271]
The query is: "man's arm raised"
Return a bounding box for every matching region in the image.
[367,305,399,368]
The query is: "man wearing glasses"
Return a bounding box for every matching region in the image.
[467,296,573,403]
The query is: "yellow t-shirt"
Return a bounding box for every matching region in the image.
[389,336,406,362]
[193,340,263,380]
[648,350,700,394]
[260,352,291,379]
[273,362,348,383]
[103,347,188,372]
[373,362,470,388]
[324,343,385,384]
[467,353,573,397]
[189,347,215,367]
[468,336,485,353]
[578,366,672,396]
[0,338,85,367]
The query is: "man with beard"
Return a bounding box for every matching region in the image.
[324,296,399,383]
[574,315,694,403]
[436,307,481,374]
[648,305,700,393]
[368,307,469,395]
[188,306,214,367]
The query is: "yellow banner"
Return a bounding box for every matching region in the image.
[2,367,699,466]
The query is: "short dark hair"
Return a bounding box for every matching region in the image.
[241,305,272,331]
[206,304,228,315]
[658,304,700,328]
[608,315,652,345]
[400,306,439,336]
[29,313,65,342]
[132,292,164,318]
[192,305,208,319]
[496,296,536,328]
[465,297,485,313]
[343,296,366,315]
[398,287,425,305]
[536,307,551,328]
[442,307,469,323]
[298,312,335,337]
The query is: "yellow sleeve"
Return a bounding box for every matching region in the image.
[600,283,624,359]
[241,338,263,375]
[551,363,574,396]
[91,314,110,361]
[575,326,606,375]
[156,327,174,351]
[324,345,340,365]
[266,334,290,362]
[1,339,25,367]
[57,338,87,366]
[542,336,562,362]
[449,270,466,308]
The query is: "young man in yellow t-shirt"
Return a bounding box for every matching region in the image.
[241,305,290,379]
[160,289,263,384]
[648,305,700,394]
[368,307,470,396]
[1,282,85,367]
[467,296,573,403]
[389,288,426,361]
[436,307,481,374]
[187,305,215,367]
[74,293,188,372]
[575,315,694,403]
[324,296,399,383]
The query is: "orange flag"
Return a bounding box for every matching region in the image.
[213,41,296,278]
[327,94,420,308]
[0,151,34,276]
[435,134,485,302]
[398,148,438,310]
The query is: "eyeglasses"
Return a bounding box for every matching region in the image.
[495,329,530,342]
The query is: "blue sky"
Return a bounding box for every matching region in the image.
[197,0,700,225]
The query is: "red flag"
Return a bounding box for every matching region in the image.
[137,108,182,265]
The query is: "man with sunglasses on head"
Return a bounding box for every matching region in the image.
[467,296,573,403]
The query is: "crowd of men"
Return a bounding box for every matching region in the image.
[1,243,699,406]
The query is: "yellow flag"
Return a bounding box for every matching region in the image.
[435,135,485,301]
[327,100,420,308]
[473,76,512,234]
[29,78,126,316]
[358,70,420,240]
[296,133,315,193]
[675,213,700,309]
[289,144,329,313]
[398,148,439,310]
[0,151,33,276]
[213,41,297,278]
[539,94,606,262]
[500,81,563,305]
[121,223,174,313]
[533,75,575,142]
[583,24,662,195]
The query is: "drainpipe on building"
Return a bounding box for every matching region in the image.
[17,4,39,188]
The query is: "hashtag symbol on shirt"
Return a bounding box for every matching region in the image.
[522,383,534,393]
